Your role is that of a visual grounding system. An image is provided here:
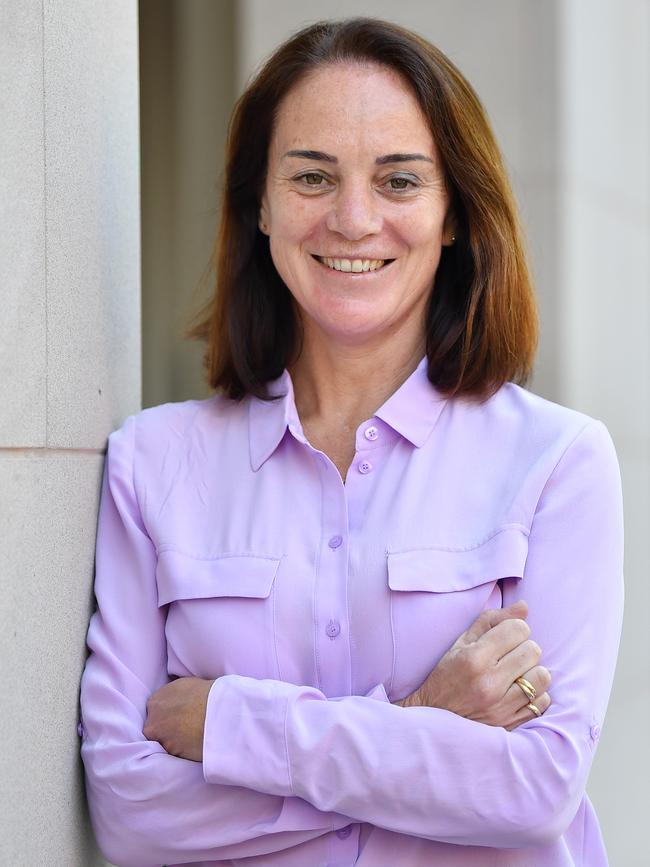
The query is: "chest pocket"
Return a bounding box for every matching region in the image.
[156,550,282,681]
[386,527,528,696]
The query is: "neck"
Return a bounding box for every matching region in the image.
[288,323,426,431]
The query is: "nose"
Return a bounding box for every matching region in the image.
[325,178,383,239]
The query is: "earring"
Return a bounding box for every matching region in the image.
[450,233,456,243]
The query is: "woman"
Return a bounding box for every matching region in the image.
[79,16,624,867]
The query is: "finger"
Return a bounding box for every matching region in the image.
[472,617,531,664]
[463,599,528,644]
[494,636,542,680]
[505,690,552,730]
[504,665,552,709]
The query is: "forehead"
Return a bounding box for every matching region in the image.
[270,61,437,160]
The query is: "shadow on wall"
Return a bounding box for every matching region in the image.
[139,0,237,409]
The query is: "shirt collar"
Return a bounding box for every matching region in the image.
[248,354,448,471]
[248,367,300,471]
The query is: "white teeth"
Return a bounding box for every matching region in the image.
[318,256,386,272]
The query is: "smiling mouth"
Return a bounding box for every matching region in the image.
[312,254,396,273]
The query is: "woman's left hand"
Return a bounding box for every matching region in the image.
[143,676,215,762]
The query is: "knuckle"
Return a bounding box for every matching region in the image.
[475,676,495,707]
[526,639,542,658]
[514,618,531,639]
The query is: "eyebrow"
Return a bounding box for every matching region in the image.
[282,149,434,165]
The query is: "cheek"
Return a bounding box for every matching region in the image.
[398,208,446,248]
[273,211,319,262]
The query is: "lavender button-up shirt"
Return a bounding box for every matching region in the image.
[79,355,624,866]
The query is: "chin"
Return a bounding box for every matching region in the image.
[315,314,391,345]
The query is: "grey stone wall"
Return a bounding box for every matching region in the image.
[0,1,140,863]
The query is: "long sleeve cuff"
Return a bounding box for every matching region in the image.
[202,675,389,791]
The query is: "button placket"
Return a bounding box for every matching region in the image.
[314,452,352,697]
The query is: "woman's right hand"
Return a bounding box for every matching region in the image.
[393,599,552,730]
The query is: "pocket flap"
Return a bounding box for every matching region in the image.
[387,527,528,592]
[156,550,281,606]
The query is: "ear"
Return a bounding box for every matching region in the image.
[259,193,269,235]
[442,208,458,247]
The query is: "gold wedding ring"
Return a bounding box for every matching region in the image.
[526,701,542,717]
[515,676,537,702]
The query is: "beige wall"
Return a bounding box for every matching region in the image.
[558,0,650,857]
[0,0,139,863]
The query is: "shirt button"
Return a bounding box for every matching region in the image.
[77,722,84,738]
[364,425,379,441]
[326,619,341,638]
[590,724,601,741]
[336,825,352,839]
[358,460,373,474]
[328,535,343,549]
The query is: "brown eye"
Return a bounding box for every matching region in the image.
[299,173,325,186]
[388,176,416,191]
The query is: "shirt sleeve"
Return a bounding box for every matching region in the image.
[79,414,361,867]
[202,418,625,849]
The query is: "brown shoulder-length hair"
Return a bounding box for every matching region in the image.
[186,16,538,402]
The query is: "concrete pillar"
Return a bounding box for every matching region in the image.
[0,1,140,863]
[558,2,650,863]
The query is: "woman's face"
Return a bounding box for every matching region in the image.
[259,61,455,348]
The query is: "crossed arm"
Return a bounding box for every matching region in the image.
[142,595,547,760]
[79,415,624,865]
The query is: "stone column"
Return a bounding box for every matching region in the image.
[558,2,650,862]
[0,1,140,863]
